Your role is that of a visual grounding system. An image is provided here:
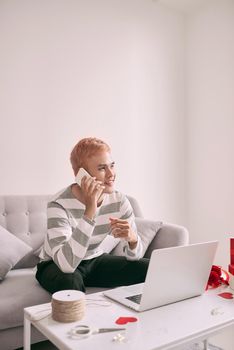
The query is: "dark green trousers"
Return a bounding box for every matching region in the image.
[36,253,149,294]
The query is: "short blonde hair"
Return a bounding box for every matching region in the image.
[70,137,111,175]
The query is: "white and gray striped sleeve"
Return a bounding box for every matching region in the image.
[120,196,143,260]
[46,202,95,273]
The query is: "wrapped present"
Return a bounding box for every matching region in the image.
[229,238,234,290]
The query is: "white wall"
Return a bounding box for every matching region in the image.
[186,0,234,267]
[1,0,232,271]
[0,0,186,224]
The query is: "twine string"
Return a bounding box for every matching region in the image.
[28,292,112,322]
[52,290,86,323]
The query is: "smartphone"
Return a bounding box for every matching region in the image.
[75,168,92,186]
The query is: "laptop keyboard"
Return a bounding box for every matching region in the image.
[126,294,142,304]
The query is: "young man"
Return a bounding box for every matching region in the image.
[36,137,149,293]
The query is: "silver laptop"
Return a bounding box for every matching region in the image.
[104,241,218,312]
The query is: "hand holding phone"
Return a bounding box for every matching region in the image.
[75,168,105,220]
[75,168,92,187]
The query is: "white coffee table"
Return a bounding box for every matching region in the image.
[24,286,234,350]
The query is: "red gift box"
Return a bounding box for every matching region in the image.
[229,238,234,276]
[231,238,234,265]
[229,264,234,275]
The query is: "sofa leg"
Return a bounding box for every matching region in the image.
[24,315,31,350]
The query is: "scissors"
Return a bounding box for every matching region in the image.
[69,324,126,339]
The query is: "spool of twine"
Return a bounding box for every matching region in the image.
[51,290,85,323]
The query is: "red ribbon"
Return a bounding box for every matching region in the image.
[206,265,229,290]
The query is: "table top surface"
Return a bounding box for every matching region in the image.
[24,286,234,350]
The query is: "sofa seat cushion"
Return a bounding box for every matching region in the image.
[0,268,51,330]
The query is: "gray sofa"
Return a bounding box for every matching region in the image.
[0,194,189,350]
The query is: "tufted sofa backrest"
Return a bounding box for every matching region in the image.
[0,195,51,268]
[0,194,143,269]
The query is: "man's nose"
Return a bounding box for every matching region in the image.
[106,167,114,177]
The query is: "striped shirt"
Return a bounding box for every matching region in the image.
[39,185,143,273]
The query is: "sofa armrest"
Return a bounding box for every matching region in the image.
[144,223,189,259]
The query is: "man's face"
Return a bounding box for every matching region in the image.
[85,151,116,194]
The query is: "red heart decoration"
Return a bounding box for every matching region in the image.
[218,292,233,299]
[115,317,138,325]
